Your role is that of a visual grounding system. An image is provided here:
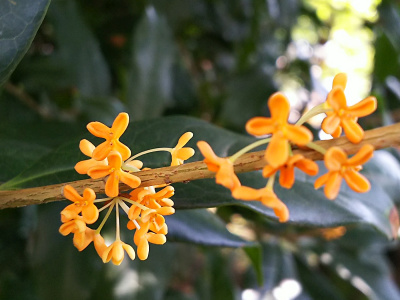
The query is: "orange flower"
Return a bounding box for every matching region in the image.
[170,132,195,166]
[134,221,166,260]
[263,154,319,188]
[232,186,289,222]
[88,151,141,197]
[314,144,374,200]
[61,185,99,224]
[246,92,313,167]
[73,227,107,256]
[102,240,136,265]
[87,112,131,161]
[197,141,241,190]
[322,73,377,143]
[75,139,108,174]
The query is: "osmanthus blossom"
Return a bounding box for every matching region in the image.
[232,186,289,222]
[102,240,136,265]
[197,141,241,191]
[262,154,319,189]
[134,221,167,260]
[314,144,374,200]
[87,112,131,161]
[170,132,195,166]
[61,185,99,224]
[322,73,377,144]
[88,151,141,197]
[245,92,313,168]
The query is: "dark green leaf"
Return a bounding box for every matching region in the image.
[0,0,50,86]
[126,6,175,120]
[166,209,252,248]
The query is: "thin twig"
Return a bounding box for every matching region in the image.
[0,122,399,210]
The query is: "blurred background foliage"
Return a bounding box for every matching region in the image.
[2,0,400,299]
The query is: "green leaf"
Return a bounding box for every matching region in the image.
[243,246,263,286]
[126,6,175,120]
[0,0,50,86]
[166,209,253,247]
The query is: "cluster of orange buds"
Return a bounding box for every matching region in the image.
[59,113,195,265]
[198,73,377,222]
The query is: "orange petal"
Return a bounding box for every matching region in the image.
[265,134,289,168]
[285,125,313,145]
[245,117,275,136]
[62,185,82,203]
[268,92,290,124]
[92,141,112,161]
[332,73,347,89]
[232,186,262,201]
[137,239,149,260]
[82,204,99,224]
[87,121,110,138]
[111,113,129,138]
[113,140,131,161]
[105,173,119,197]
[175,132,193,149]
[324,172,342,200]
[342,118,364,144]
[262,165,278,178]
[347,96,377,117]
[122,242,136,261]
[314,172,330,190]
[322,114,341,135]
[79,139,95,157]
[83,188,96,202]
[107,151,123,169]
[272,201,289,222]
[75,159,106,175]
[157,207,175,216]
[120,172,141,189]
[295,158,319,176]
[176,148,195,160]
[327,87,347,111]
[331,125,342,138]
[343,169,370,193]
[279,165,295,189]
[147,233,166,245]
[93,233,107,258]
[87,165,111,179]
[347,144,374,166]
[215,162,239,190]
[197,141,220,165]
[324,147,347,171]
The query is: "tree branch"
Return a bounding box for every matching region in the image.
[0,122,399,210]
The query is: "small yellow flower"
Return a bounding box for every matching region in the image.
[322,73,377,143]
[134,221,166,260]
[87,112,131,161]
[61,185,99,224]
[88,151,141,197]
[102,240,136,265]
[246,92,313,167]
[314,144,374,199]
[170,132,195,166]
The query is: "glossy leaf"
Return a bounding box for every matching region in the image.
[166,209,253,247]
[126,6,175,120]
[0,0,50,86]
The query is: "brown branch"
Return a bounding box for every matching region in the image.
[0,122,400,210]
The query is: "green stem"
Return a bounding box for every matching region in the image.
[229,138,271,162]
[295,103,331,126]
[306,141,327,155]
[266,173,276,189]
[94,197,113,203]
[115,201,120,241]
[95,200,115,234]
[126,147,172,163]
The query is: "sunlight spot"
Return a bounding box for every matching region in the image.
[272,279,302,300]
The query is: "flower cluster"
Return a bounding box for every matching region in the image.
[60,113,195,265]
[198,73,377,222]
